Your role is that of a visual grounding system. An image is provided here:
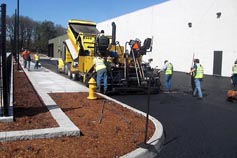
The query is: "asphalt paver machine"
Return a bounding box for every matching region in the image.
[59,19,160,94]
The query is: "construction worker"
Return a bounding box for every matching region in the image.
[26,50,31,71]
[159,60,173,92]
[93,50,108,94]
[107,46,120,69]
[21,49,28,68]
[189,59,204,99]
[106,56,114,69]
[95,30,109,56]
[34,53,40,69]
[231,60,237,87]
[189,59,197,93]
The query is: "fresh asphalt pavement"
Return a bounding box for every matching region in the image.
[40,59,237,158]
[112,72,237,158]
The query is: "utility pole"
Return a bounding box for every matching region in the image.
[1,3,9,116]
[138,76,151,149]
[14,9,17,61]
[144,76,151,144]
[17,0,20,70]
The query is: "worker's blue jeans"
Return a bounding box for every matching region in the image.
[27,61,31,71]
[165,74,172,91]
[24,60,27,68]
[96,68,108,92]
[231,74,237,87]
[193,78,203,98]
[34,60,39,69]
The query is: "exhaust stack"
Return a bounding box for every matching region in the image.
[112,22,116,45]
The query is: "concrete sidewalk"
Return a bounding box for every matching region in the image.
[0,58,164,158]
[0,58,88,141]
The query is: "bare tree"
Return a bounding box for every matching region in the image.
[6,15,15,52]
[6,15,66,55]
[19,16,38,50]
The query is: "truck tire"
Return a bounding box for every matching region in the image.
[77,74,83,82]
[64,64,69,75]
[72,73,77,80]
[68,70,72,79]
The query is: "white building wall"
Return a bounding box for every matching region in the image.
[97,0,237,77]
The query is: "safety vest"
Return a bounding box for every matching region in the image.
[195,64,204,79]
[165,63,173,75]
[94,57,106,72]
[232,64,237,74]
[34,54,39,61]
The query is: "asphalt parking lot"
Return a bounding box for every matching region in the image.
[112,72,237,158]
[41,59,237,158]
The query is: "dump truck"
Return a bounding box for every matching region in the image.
[58,19,160,94]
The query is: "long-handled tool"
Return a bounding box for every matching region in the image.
[98,99,106,124]
[186,53,195,92]
[98,99,130,124]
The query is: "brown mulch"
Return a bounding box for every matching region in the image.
[0,64,155,158]
[0,65,58,132]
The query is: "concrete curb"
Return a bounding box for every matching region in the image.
[0,60,81,142]
[99,94,164,158]
[0,59,164,158]
[0,127,79,142]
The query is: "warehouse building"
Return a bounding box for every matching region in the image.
[97,0,237,77]
[48,34,67,58]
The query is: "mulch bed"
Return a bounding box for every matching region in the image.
[0,63,155,158]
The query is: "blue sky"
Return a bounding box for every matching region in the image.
[2,0,168,27]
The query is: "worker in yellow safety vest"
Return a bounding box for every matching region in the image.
[93,51,108,94]
[159,60,173,92]
[34,53,40,69]
[189,58,204,99]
